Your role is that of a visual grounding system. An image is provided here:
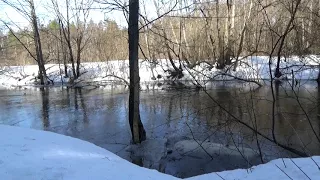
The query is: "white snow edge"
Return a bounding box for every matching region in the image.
[0,125,319,180]
[1,56,319,88]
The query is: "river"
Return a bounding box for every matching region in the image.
[0,81,319,178]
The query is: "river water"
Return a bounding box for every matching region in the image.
[0,81,319,178]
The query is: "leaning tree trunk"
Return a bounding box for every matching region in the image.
[30,0,47,85]
[64,0,76,79]
[58,19,68,77]
[128,0,146,144]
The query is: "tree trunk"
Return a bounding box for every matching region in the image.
[30,0,47,85]
[128,0,146,144]
[76,38,81,78]
[163,30,183,77]
[275,0,302,78]
[58,19,68,77]
[317,65,320,83]
[225,0,235,65]
[234,0,253,71]
[216,0,225,69]
[65,0,76,78]
[153,0,182,78]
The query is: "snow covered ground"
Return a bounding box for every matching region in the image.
[0,125,319,180]
[0,125,177,180]
[0,56,319,88]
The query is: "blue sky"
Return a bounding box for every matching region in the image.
[0,0,133,30]
[0,0,179,32]
[0,0,112,27]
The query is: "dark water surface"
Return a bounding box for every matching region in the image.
[0,81,319,178]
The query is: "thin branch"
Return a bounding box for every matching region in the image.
[186,122,214,159]
[275,164,293,180]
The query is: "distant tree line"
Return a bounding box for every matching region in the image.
[1,0,320,82]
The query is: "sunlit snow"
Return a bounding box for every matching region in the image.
[0,125,319,180]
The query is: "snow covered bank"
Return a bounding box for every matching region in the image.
[0,125,177,180]
[0,56,319,88]
[0,125,319,180]
[189,156,320,180]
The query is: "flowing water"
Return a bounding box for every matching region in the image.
[0,81,319,178]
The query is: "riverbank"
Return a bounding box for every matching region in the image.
[0,125,319,180]
[0,56,319,89]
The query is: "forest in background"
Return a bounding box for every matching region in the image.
[0,0,320,82]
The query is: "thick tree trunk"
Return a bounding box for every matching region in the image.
[68,42,76,78]
[128,0,146,144]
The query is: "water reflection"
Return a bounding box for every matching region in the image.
[74,88,88,124]
[40,87,50,129]
[0,82,320,178]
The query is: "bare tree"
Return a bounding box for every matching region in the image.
[1,0,48,85]
[51,0,92,79]
[274,0,302,78]
[128,0,146,143]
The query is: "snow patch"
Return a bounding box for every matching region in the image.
[174,140,259,159]
[126,138,168,169]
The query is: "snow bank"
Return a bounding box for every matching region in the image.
[0,125,319,180]
[0,125,177,180]
[0,56,319,88]
[189,156,320,180]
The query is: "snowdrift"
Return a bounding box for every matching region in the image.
[0,125,319,180]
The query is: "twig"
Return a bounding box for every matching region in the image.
[186,122,213,159]
[211,73,263,87]
[289,158,311,180]
[228,125,253,167]
[282,158,287,168]
[275,164,293,180]
[104,74,129,85]
[184,60,308,157]
[310,157,320,170]
[291,88,320,143]
[215,172,226,180]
